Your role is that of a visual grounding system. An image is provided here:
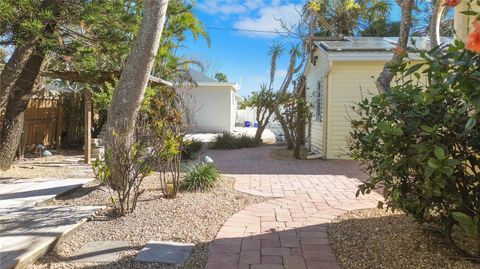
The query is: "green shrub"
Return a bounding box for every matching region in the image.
[236,134,259,148]
[349,38,480,256]
[182,163,220,191]
[210,132,238,149]
[210,132,261,149]
[182,139,203,160]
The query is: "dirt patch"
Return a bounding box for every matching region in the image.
[328,208,480,269]
[28,175,265,269]
[269,147,307,160]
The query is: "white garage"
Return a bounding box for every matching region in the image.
[180,70,239,133]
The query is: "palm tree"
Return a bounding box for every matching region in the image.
[307,0,392,37]
[267,42,284,90]
[105,0,170,184]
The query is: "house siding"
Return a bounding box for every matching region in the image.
[182,85,234,133]
[305,49,330,157]
[326,61,385,159]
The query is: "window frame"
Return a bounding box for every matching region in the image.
[315,79,323,122]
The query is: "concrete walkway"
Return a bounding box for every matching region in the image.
[205,146,382,269]
[0,177,102,269]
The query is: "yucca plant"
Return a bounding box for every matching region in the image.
[182,164,220,191]
[182,139,203,160]
[210,132,237,149]
[236,134,259,148]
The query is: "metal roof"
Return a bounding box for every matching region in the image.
[316,37,395,52]
[384,36,453,51]
[315,36,453,53]
[188,69,218,83]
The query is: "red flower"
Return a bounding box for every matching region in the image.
[466,30,480,53]
[444,0,461,7]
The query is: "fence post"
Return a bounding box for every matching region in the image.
[55,97,63,150]
[84,89,92,164]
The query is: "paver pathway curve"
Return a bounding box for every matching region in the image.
[205,146,382,269]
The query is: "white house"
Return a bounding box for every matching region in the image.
[304,37,451,159]
[180,69,239,133]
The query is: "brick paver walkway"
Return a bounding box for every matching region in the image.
[205,146,382,269]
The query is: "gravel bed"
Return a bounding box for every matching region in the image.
[1,152,92,179]
[328,208,480,269]
[28,175,265,269]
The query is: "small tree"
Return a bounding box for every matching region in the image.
[281,78,311,159]
[243,85,276,142]
[214,72,228,82]
[150,86,186,198]
[93,118,157,215]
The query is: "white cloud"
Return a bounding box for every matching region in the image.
[197,0,260,15]
[275,68,288,79]
[233,3,301,38]
[196,1,301,39]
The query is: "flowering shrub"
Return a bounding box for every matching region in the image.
[350,2,480,257]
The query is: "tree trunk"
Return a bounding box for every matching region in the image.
[0,42,37,112]
[429,0,445,48]
[255,125,266,142]
[272,106,294,149]
[0,53,44,170]
[293,80,306,160]
[105,0,169,178]
[376,0,415,94]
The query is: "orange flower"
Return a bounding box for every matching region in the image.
[444,0,461,7]
[474,18,480,31]
[394,45,406,57]
[466,30,480,53]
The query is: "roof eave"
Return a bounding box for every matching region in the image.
[327,52,424,61]
[179,82,240,91]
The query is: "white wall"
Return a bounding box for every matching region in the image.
[181,85,235,133]
[305,49,330,157]
[236,106,256,126]
[326,61,386,159]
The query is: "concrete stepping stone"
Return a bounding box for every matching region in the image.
[70,241,131,263]
[0,177,93,208]
[0,205,103,269]
[135,241,194,265]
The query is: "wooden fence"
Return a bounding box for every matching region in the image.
[0,91,84,153]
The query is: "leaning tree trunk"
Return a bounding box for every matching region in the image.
[429,0,445,48]
[273,106,294,149]
[0,53,44,170]
[376,0,415,94]
[0,42,37,112]
[105,0,169,178]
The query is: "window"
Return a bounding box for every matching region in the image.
[316,80,323,122]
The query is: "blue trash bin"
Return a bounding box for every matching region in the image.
[245,121,251,127]
[254,122,259,128]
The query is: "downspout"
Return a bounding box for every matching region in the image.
[322,59,333,159]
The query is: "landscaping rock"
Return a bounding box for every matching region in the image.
[135,241,194,265]
[70,241,131,263]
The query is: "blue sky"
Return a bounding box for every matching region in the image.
[179,1,402,97]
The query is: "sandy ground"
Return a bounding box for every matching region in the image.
[329,208,480,269]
